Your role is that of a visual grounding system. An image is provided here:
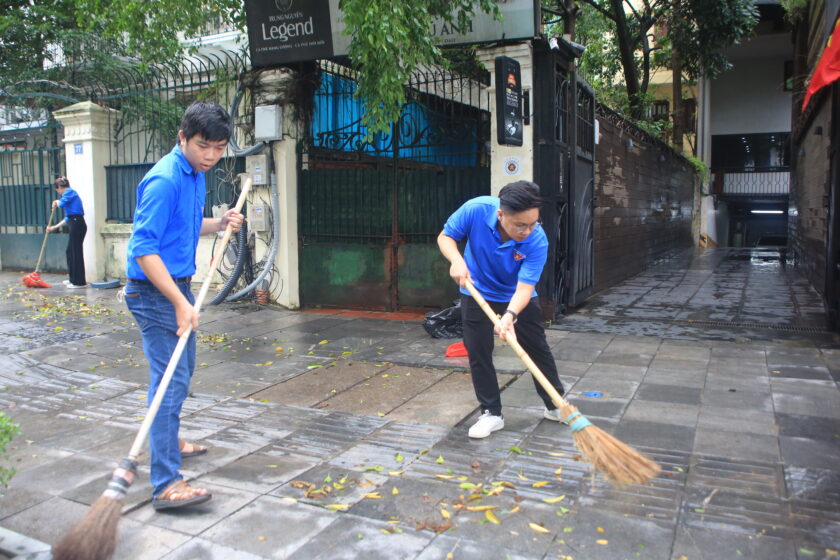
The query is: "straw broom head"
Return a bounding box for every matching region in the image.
[560,403,660,485]
[52,458,137,560]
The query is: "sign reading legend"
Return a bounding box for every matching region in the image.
[245,0,334,67]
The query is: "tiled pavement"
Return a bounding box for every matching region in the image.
[0,247,839,559]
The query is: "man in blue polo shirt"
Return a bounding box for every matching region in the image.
[125,101,243,510]
[438,180,565,438]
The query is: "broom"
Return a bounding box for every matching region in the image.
[53,178,253,560]
[22,205,56,289]
[463,279,660,485]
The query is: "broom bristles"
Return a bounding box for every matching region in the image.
[52,495,123,560]
[558,403,660,485]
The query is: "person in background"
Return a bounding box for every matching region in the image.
[48,176,87,289]
[437,180,566,438]
[124,101,243,510]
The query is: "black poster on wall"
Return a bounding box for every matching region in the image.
[245,0,334,67]
[495,56,523,146]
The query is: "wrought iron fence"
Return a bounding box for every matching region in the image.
[0,146,64,228]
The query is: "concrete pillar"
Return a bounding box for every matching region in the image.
[53,102,120,282]
[477,43,534,196]
[271,117,299,309]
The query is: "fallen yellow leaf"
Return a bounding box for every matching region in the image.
[363,492,382,499]
[485,510,501,524]
[326,504,348,510]
[529,522,551,534]
[440,508,451,519]
[392,487,399,495]
[532,481,549,488]
[466,505,497,512]
[517,472,530,481]
[542,495,566,504]
[435,474,455,479]
[597,527,605,533]
[554,468,563,475]
[596,539,608,545]
[388,471,405,476]
[510,505,520,513]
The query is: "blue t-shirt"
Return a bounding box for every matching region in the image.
[443,196,548,302]
[58,187,84,216]
[125,145,205,280]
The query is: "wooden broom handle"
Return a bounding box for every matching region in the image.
[35,206,56,273]
[464,279,572,414]
[128,177,253,460]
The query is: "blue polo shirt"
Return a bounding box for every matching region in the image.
[58,187,84,216]
[125,145,205,280]
[443,196,548,302]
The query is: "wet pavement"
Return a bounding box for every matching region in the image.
[0,247,839,560]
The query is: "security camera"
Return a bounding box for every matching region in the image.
[548,36,586,58]
[569,40,586,57]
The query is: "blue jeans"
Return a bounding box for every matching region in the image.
[124,280,196,497]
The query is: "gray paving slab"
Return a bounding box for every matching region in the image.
[199,496,338,558]
[160,538,266,560]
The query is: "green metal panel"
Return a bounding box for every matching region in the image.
[299,243,390,308]
[396,243,460,307]
[0,233,66,272]
[299,166,489,310]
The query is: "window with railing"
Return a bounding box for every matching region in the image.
[711,132,790,196]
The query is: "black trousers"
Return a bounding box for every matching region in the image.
[460,294,565,416]
[66,215,87,286]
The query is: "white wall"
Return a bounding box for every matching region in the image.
[710,36,792,135]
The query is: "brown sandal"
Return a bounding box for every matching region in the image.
[152,480,211,510]
[179,440,208,458]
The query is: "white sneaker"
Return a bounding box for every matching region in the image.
[62,280,71,286]
[66,283,87,289]
[468,410,504,438]
[543,407,563,422]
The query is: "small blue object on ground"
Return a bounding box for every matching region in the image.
[91,279,121,289]
[581,391,603,398]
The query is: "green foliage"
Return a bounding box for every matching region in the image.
[341,0,500,133]
[0,0,78,81]
[684,153,709,182]
[667,0,759,81]
[71,0,244,68]
[781,0,810,24]
[0,413,21,488]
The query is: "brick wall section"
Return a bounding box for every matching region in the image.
[593,110,697,294]
[789,97,832,296]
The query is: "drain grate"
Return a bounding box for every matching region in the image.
[676,318,830,334]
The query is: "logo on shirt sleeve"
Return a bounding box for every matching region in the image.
[514,250,526,261]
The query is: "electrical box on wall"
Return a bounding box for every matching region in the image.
[246,154,269,185]
[248,205,267,232]
[254,105,283,141]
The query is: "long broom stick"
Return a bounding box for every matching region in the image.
[53,178,253,560]
[464,279,660,485]
[22,206,56,288]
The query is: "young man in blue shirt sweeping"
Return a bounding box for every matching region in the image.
[125,101,243,509]
[438,180,566,438]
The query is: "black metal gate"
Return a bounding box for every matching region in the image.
[299,62,491,311]
[533,40,595,318]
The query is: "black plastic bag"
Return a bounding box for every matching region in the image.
[423,299,463,338]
